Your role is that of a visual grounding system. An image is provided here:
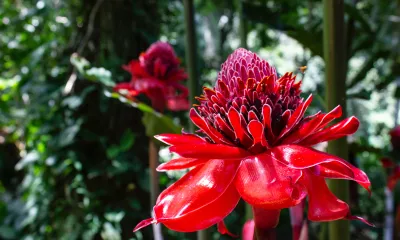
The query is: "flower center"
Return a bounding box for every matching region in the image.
[194,49,302,151]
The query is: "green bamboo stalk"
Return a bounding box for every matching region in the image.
[183,0,199,116]
[323,1,349,240]
[183,0,205,239]
[238,0,253,223]
[239,0,248,49]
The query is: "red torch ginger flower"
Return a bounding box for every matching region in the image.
[114,41,189,112]
[134,49,372,235]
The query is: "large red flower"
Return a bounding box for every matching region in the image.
[134,49,372,234]
[114,41,189,112]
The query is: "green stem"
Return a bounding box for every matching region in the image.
[323,1,349,240]
[239,0,253,222]
[238,0,248,49]
[183,1,205,239]
[183,0,199,133]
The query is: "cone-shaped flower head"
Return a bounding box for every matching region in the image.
[114,41,189,112]
[134,49,372,235]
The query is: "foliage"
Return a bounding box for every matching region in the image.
[0,0,399,239]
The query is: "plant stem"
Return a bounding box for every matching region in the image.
[149,140,163,240]
[183,0,199,133]
[183,1,205,239]
[238,0,248,49]
[252,207,280,240]
[149,140,159,205]
[323,1,349,240]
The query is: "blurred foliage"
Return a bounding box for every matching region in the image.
[0,0,399,239]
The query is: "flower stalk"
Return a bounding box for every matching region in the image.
[252,208,279,240]
[149,140,163,240]
[323,0,349,239]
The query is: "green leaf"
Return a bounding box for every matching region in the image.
[106,145,120,159]
[142,111,181,137]
[119,130,135,151]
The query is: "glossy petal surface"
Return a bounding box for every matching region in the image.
[300,117,359,146]
[169,143,249,159]
[152,159,240,232]
[235,154,306,209]
[303,174,349,221]
[270,145,370,192]
[156,158,208,171]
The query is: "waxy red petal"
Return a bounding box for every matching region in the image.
[300,117,359,146]
[281,105,342,144]
[235,154,306,209]
[228,107,253,147]
[157,158,208,171]
[262,104,275,141]
[169,142,250,159]
[133,218,156,232]
[155,133,205,146]
[388,167,400,190]
[303,174,349,222]
[217,221,238,237]
[152,160,240,232]
[190,108,231,144]
[248,120,269,148]
[278,94,313,139]
[302,173,371,225]
[270,145,370,192]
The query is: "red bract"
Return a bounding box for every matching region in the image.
[114,41,189,112]
[391,126,400,149]
[134,49,372,235]
[381,158,400,190]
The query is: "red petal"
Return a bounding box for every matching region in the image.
[247,120,269,148]
[190,108,231,144]
[155,133,205,146]
[217,221,238,237]
[167,97,190,111]
[156,158,208,171]
[281,106,342,144]
[303,173,372,226]
[300,117,359,146]
[388,167,400,190]
[215,114,236,140]
[303,174,349,221]
[346,215,375,227]
[262,104,275,141]
[228,107,253,147]
[270,145,371,192]
[234,154,306,209]
[169,142,250,159]
[278,94,313,139]
[242,220,255,240]
[380,157,395,168]
[153,160,240,232]
[133,218,156,232]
